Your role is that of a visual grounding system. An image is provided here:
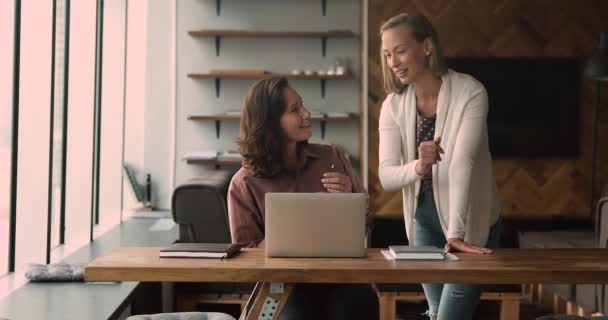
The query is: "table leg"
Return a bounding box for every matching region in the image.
[241,282,294,320]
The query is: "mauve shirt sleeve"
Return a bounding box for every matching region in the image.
[336,149,374,234]
[227,176,265,248]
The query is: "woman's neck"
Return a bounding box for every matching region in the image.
[413,70,442,116]
[413,71,442,97]
[284,142,298,170]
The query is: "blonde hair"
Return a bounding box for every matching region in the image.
[379,13,448,94]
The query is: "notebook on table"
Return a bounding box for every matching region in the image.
[387,245,446,260]
[160,243,241,259]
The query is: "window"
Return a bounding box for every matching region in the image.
[14,0,54,269]
[0,0,16,276]
[49,0,68,258]
[62,0,96,253]
[95,0,126,236]
[1,0,128,273]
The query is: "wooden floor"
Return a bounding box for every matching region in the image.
[395,300,549,320]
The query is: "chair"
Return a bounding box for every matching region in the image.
[596,183,608,314]
[172,170,234,243]
[536,316,608,320]
[126,312,236,320]
[171,170,253,314]
[521,181,608,316]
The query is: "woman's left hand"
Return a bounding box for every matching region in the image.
[321,172,353,193]
[444,238,493,254]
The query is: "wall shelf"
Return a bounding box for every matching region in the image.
[188,29,355,57]
[189,114,355,139]
[181,0,363,176]
[188,72,354,98]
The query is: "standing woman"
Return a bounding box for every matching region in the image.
[377,13,502,320]
[228,77,378,320]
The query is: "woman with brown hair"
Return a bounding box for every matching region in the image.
[228,77,378,320]
[378,13,502,320]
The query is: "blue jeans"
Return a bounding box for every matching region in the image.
[414,191,501,320]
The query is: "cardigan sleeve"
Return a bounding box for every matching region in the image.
[378,94,422,191]
[446,87,489,240]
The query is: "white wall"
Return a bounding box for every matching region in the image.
[131,0,364,209]
[143,0,174,210]
[122,0,174,210]
[175,0,362,186]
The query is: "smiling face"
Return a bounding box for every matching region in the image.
[279,86,311,144]
[381,25,431,85]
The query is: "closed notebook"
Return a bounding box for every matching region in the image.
[388,245,446,260]
[160,243,241,259]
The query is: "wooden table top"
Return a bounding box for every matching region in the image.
[85,247,608,284]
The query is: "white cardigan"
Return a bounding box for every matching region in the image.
[378,70,501,246]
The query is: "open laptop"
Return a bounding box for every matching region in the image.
[264,193,366,258]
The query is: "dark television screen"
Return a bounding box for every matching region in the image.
[446,57,581,159]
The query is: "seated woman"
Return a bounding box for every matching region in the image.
[228,77,379,320]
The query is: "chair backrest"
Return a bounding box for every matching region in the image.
[171,170,234,243]
[597,181,608,249]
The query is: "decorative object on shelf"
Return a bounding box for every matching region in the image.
[584,31,608,216]
[188,70,354,98]
[335,58,346,75]
[123,163,154,210]
[188,29,355,57]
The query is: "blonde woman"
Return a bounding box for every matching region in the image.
[378,13,502,320]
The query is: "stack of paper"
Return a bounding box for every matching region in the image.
[182,150,218,161]
[224,110,242,116]
[310,111,325,119]
[326,112,350,118]
[217,150,242,162]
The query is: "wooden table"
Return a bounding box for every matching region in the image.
[85,248,608,319]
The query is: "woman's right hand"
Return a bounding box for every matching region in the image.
[415,137,444,175]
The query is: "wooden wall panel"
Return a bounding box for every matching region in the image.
[368,0,608,220]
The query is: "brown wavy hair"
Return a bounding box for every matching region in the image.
[237,77,296,177]
[380,13,448,94]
